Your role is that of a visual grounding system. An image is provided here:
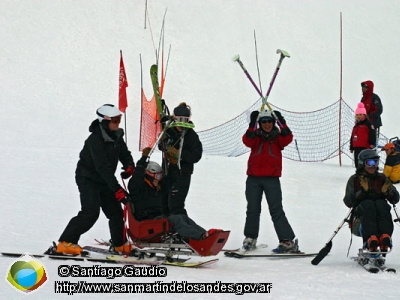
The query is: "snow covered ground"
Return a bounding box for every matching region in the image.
[1,1,400,299]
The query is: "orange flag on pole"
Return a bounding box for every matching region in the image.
[119,50,128,113]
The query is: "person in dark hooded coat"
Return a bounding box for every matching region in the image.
[53,104,134,255]
[360,80,383,135]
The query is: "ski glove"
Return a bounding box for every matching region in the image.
[115,187,130,204]
[142,147,151,157]
[249,111,259,127]
[385,186,399,204]
[121,164,135,179]
[166,146,179,165]
[273,110,286,125]
[359,176,369,192]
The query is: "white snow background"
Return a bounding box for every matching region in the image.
[1,0,400,299]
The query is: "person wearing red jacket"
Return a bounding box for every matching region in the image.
[241,110,298,253]
[360,80,383,136]
[350,102,376,167]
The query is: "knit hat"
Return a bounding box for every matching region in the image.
[355,102,366,115]
[173,102,191,117]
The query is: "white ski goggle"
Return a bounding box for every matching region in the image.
[175,116,190,123]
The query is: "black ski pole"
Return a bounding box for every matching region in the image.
[311,209,352,265]
[393,204,400,223]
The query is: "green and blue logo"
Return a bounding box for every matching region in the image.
[6,254,47,294]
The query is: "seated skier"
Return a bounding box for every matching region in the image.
[128,147,219,241]
[343,149,399,252]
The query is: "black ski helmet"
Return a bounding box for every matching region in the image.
[357,149,379,168]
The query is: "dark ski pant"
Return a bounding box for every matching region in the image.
[59,176,125,247]
[244,176,295,242]
[162,167,191,216]
[356,199,393,243]
[168,214,206,240]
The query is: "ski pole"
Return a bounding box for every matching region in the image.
[311,208,353,265]
[393,204,400,223]
[147,119,174,160]
[233,49,290,128]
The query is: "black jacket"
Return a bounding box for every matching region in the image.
[160,126,203,175]
[343,170,399,208]
[128,156,162,221]
[75,119,134,192]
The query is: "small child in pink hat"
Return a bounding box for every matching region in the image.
[350,103,376,167]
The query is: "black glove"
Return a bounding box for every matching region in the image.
[249,111,259,127]
[120,164,135,179]
[386,186,399,204]
[161,115,173,123]
[273,110,286,125]
[351,190,366,207]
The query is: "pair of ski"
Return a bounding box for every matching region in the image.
[353,249,396,274]
[224,244,318,259]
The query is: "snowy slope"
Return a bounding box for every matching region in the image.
[1,1,400,299]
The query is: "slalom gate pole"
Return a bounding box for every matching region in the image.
[311,209,353,265]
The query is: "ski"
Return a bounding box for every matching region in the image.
[83,246,217,268]
[107,255,218,268]
[1,252,158,266]
[224,251,317,258]
[353,248,396,273]
[150,64,164,119]
[162,258,219,268]
[357,260,380,274]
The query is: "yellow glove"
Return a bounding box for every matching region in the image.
[142,147,151,157]
[166,146,179,165]
[359,176,369,191]
[382,178,392,194]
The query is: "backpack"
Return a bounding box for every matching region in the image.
[389,137,400,152]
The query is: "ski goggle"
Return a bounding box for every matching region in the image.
[146,170,163,180]
[175,116,190,123]
[259,117,274,124]
[110,116,122,124]
[365,159,379,167]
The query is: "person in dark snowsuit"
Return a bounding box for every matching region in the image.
[241,110,297,253]
[343,149,399,252]
[159,102,202,217]
[128,148,163,221]
[350,102,376,167]
[360,80,383,136]
[128,147,207,240]
[55,104,134,255]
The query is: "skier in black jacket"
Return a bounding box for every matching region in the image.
[159,102,202,216]
[55,104,134,255]
[343,149,399,252]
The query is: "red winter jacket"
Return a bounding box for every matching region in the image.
[350,119,376,149]
[242,126,293,177]
[361,80,383,128]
